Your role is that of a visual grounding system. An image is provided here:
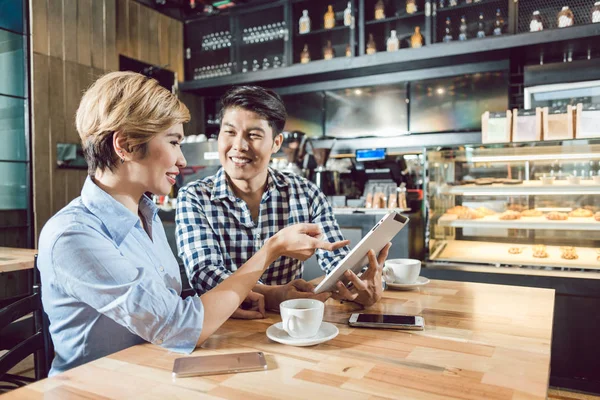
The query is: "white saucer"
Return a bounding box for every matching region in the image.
[386,276,430,290]
[266,321,339,347]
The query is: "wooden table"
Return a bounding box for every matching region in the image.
[0,247,37,274]
[1,280,555,399]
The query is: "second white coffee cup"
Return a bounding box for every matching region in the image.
[382,258,421,284]
[280,298,324,339]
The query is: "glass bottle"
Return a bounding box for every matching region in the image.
[476,12,485,38]
[300,44,311,64]
[344,2,352,26]
[557,6,574,28]
[387,30,400,52]
[438,0,445,9]
[323,40,335,60]
[299,10,311,34]
[345,43,352,57]
[449,0,457,6]
[406,0,418,15]
[324,5,336,29]
[367,33,377,54]
[411,26,423,48]
[494,9,503,35]
[242,60,248,73]
[375,0,385,20]
[530,10,543,32]
[252,59,260,72]
[459,16,467,41]
[443,17,453,42]
[593,2,600,23]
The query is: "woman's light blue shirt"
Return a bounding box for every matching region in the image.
[38,177,204,376]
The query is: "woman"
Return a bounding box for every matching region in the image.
[37,71,348,376]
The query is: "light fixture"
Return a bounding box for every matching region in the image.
[436,87,445,95]
[354,89,363,96]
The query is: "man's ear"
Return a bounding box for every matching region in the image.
[272,133,283,154]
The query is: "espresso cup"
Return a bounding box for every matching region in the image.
[382,259,421,284]
[279,299,324,339]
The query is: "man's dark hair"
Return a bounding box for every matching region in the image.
[218,86,287,136]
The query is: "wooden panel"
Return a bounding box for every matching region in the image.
[138,4,150,63]
[77,0,92,67]
[32,53,51,239]
[48,57,67,215]
[116,0,129,57]
[31,0,48,55]
[168,18,181,81]
[63,0,78,63]
[91,0,105,70]
[147,7,159,66]
[64,61,80,143]
[175,21,184,81]
[105,0,118,71]
[127,0,140,60]
[47,0,64,59]
[158,14,170,67]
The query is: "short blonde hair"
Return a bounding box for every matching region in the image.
[75,71,190,176]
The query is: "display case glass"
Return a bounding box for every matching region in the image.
[426,140,600,277]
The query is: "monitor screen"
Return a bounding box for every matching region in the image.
[324,84,408,138]
[410,72,508,133]
[356,148,386,162]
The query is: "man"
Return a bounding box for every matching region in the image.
[176,86,390,318]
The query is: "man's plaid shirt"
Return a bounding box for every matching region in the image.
[176,167,349,294]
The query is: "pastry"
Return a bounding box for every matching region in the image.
[446,205,470,215]
[508,247,524,254]
[561,247,578,260]
[507,204,528,212]
[366,192,373,209]
[595,212,600,222]
[502,179,523,185]
[372,192,385,209]
[583,205,598,213]
[499,210,521,220]
[457,209,484,220]
[546,212,568,221]
[568,208,593,218]
[521,209,543,217]
[475,207,496,216]
[533,244,548,258]
[474,178,495,185]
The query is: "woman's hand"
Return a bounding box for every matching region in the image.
[270,223,349,261]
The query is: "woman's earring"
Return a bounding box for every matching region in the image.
[119,151,125,164]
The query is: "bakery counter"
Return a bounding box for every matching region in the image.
[437,213,600,231]
[430,240,600,273]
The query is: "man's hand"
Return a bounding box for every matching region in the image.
[333,242,391,307]
[257,279,332,311]
[230,290,266,319]
[271,224,350,261]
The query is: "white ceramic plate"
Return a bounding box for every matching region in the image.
[266,321,339,347]
[386,276,430,290]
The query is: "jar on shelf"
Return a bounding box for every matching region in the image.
[367,33,377,54]
[557,6,574,28]
[300,44,311,64]
[530,10,543,32]
[411,26,423,48]
[324,5,336,29]
[299,10,311,34]
[375,0,385,20]
[593,2,600,23]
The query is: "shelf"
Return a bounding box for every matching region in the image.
[438,214,600,231]
[430,239,600,271]
[442,180,600,196]
[241,38,285,47]
[435,0,504,14]
[333,207,411,214]
[180,23,600,92]
[365,12,425,26]
[296,25,350,37]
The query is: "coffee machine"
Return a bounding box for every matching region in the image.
[278,131,307,176]
[307,138,338,195]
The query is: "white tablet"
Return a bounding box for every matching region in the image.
[314,212,409,294]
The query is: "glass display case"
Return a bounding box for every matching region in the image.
[426,140,600,277]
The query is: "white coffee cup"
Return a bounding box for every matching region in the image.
[382,259,421,284]
[280,299,324,339]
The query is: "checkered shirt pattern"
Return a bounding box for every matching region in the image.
[176,167,349,294]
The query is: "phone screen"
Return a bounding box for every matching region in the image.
[173,352,266,377]
[357,314,416,325]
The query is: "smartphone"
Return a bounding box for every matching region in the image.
[348,313,424,330]
[172,352,267,378]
